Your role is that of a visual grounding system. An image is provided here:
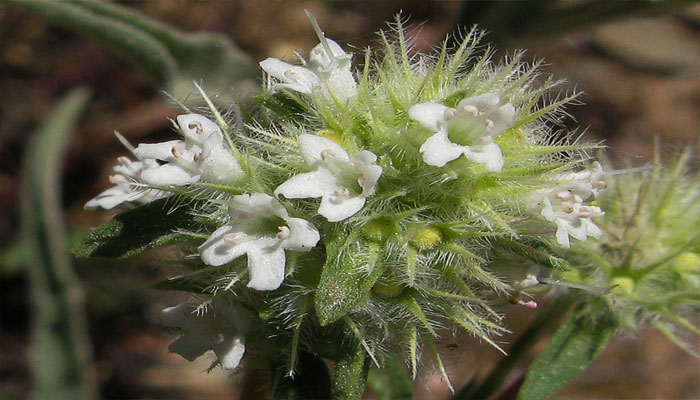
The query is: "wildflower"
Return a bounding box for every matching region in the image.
[539,188,605,248]
[159,302,248,370]
[132,114,244,187]
[198,193,320,290]
[84,155,165,210]
[275,134,382,222]
[409,92,515,171]
[259,18,356,101]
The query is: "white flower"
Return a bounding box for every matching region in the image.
[85,155,166,210]
[259,21,356,102]
[275,134,382,222]
[198,193,320,291]
[409,92,515,171]
[537,167,606,248]
[159,302,248,370]
[132,114,244,187]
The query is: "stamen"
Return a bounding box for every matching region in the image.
[188,121,204,134]
[277,226,291,240]
[593,180,607,190]
[194,152,202,162]
[463,104,478,116]
[484,119,495,131]
[117,156,131,165]
[443,108,456,121]
[572,194,583,204]
[171,145,184,158]
[320,149,334,161]
[518,300,538,309]
[555,190,572,200]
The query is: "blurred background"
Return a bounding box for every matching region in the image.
[1,1,699,399]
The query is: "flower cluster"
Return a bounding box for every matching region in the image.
[84,18,615,386]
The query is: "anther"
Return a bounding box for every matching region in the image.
[188,121,204,134]
[463,104,478,116]
[518,300,538,309]
[320,149,334,161]
[117,156,131,165]
[194,152,202,162]
[171,146,184,158]
[284,70,299,81]
[276,226,290,240]
[572,194,583,203]
[443,108,456,121]
[484,119,495,131]
[555,190,572,200]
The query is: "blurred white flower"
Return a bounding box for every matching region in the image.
[198,193,320,291]
[409,92,515,171]
[84,155,165,210]
[275,134,382,222]
[159,302,248,370]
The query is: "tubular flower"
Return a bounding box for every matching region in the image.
[275,134,382,222]
[132,114,244,187]
[259,25,356,101]
[84,155,165,210]
[409,92,515,171]
[198,193,320,290]
[159,302,248,370]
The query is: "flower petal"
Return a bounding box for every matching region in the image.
[84,186,142,210]
[198,225,252,266]
[463,142,504,172]
[554,219,572,248]
[140,164,199,187]
[297,133,349,166]
[283,217,320,251]
[260,58,320,94]
[213,336,246,370]
[133,140,184,161]
[457,92,500,110]
[246,241,286,291]
[319,195,365,222]
[419,130,465,167]
[274,169,337,199]
[409,102,451,131]
[198,142,244,184]
[176,114,222,145]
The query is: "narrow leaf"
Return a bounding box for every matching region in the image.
[517,306,616,400]
[332,336,371,400]
[21,89,98,400]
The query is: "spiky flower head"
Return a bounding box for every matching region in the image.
[83,15,610,391]
[553,153,700,355]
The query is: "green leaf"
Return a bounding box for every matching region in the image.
[315,227,384,326]
[367,357,413,400]
[332,337,371,400]
[517,306,616,400]
[72,198,203,258]
[3,0,256,103]
[21,89,98,400]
